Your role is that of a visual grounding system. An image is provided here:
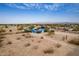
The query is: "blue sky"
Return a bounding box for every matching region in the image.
[0,3,79,24]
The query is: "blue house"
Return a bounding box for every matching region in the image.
[32,25,45,33]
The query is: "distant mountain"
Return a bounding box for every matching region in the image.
[30,22,79,24]
[0,22,79,24]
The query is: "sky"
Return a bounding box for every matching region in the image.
[0,3,79,24]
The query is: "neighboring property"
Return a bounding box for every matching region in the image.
[32,25,45,33]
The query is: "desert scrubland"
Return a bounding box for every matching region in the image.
[0,24,79,56]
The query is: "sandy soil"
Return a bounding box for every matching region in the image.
[0,26,79,56]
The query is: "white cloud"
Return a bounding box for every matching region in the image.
[44,4,60,11]
[13,4,26,9]
[6,3,63,11]
[6,3,27,9]
[23,3,36,7]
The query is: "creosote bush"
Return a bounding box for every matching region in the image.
[24,43,31,47]
[38,40,41,43]
[43,48,54,54]
[0,43,3,47]
[40,36,44,39]
[32,45,38,49]
[55,43,61,48]
[7,41,12,45]
[22,34,25,36]
[0,39,3,43]
[0,39,3,47]
[68,38,79,45]
[9,30,12,32]
[0,36,5,39]
[31,39,34,42]
[25,34,32,38]
[24,29,31,33]
[0,27,6,33]
[47,30,55,36]
[5,25,8,28]
[17,25,23,30]
[17,37,21,40]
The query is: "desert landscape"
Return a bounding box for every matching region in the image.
[0,24,79,56]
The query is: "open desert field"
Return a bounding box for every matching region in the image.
[0,25,79,56]
[1,3,79,56]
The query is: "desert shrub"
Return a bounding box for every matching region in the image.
[44,28,49,32]
[17,25,23,30]
[0,43,3,47]
[29,25,35,30]
[24,29,31,32]
[0,27,6,33]
[25,34,32,38]
[62,36,66,41]
[31,39,34,42]
[24,43,31,47]
[17,37,21,40]
[7,41,12,45]
[32,46,38,49]
[44,29,48,32]
[72,25,79,31]
[55,43,61,48]
[47,30,55,36]
[0,34,6,40]
[62,35,68,41]
[25,35,32,38]
[0,36,5,39]
[9,29,12,32]
[68,38,79,45]
[40,36,44,39]
[38,40,41,43]
[0,39,4,47]
[22,34,25,36]
[43,48,54,54]
[5,25,8,28]
[0,39,3,43]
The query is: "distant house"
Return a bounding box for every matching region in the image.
[32,25,45,33]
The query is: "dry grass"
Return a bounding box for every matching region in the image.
[0,27,6,33]
[38,40,41,43]
[17,25,23,30]
[0,43,3,47]
[46,30,55,36]
[9,30,12,32]
[22,34,25,36]
[7,41,12,45]
[55,43,61,48]
[43,48,54,54]
[40,37,44,39]
[31,39,34,42]
[25,35,32,38]
[0,36,5,39]
[0,34,5,47]
[0,39,3,47]
[23,33,32,38]
[68,38,79,45]
[17,37,21,40]
[24,43,31,47]
[32,45,38,49]
[0,39,4,43]
[62,36,66,41]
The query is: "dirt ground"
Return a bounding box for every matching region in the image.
[0,26,79,56]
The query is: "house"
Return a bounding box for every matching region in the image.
[32,25,45,33]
